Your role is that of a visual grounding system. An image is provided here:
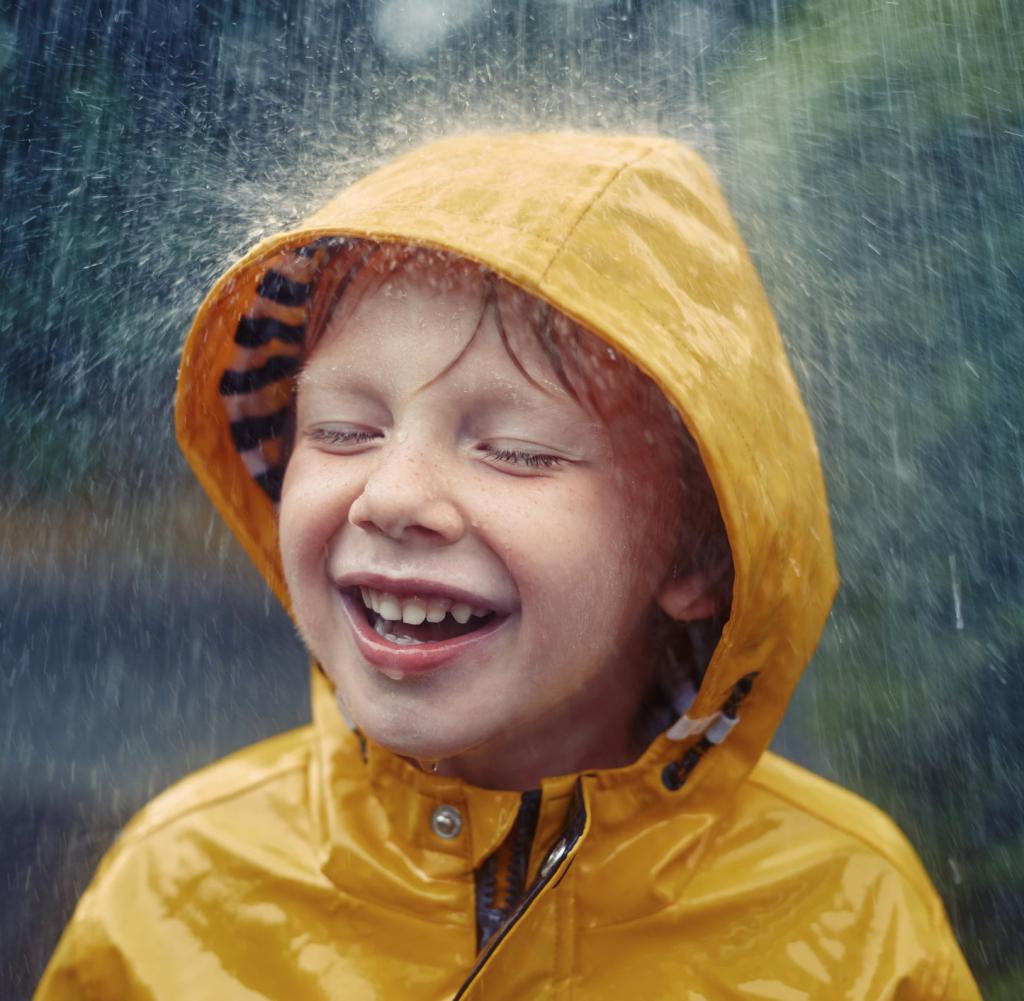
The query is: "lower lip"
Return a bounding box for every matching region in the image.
[338,590,511,678]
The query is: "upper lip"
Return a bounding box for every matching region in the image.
[332,571,516,616]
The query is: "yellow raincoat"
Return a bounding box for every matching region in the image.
[36,134,980,1000]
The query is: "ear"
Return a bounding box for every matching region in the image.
[656,570,723,622]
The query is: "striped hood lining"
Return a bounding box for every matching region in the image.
[217,238,365,505]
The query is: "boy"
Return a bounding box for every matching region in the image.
[36,133,980,999]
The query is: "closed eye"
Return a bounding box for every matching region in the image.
[478,443,564,470]
[307,427,382,449]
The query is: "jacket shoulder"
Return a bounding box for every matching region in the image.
[725,753,981,1000]
[33,727,320,1001]
[117,723,315,844]
[746,751,939,905]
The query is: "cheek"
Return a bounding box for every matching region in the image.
[500,478,646,612]
[617,444,682,560]
[278,453,350,584]
[572,473,676,612]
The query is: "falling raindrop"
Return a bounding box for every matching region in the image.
[2,1,1021,996]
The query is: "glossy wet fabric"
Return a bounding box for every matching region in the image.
[35,134,980,1000]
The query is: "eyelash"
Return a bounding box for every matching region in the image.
[480,445,564,469]
[308,428,380,446]
[307,429,564,470]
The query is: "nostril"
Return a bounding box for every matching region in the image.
[346,457,466,542]
[352,498,465,544]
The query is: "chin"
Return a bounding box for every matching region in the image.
[365,721,488,764]
[347,695,493,763]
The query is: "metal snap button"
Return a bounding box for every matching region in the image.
[540,837,569,878]
[431,804,463,840]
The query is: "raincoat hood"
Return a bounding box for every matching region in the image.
[37,132,979,1001]
[176,132,839,784]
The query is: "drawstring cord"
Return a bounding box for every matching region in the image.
[662,673,758,791]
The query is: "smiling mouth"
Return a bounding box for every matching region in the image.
[349,586,498,646]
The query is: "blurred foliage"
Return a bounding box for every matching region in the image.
[2,0,1022,994]
[713,0,1024,988]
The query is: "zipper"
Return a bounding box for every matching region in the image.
[454,779,588,1000]
[474,788,542,951]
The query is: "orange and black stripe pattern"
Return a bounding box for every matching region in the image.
[217,238,364,503]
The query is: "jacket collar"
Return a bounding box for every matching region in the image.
[309,664,757,926]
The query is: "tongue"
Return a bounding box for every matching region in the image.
[376,613,486,643]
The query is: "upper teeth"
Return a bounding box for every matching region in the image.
[359,587,491,625]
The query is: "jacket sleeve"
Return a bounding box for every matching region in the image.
[939,946,984,1001]
[896,893,982,1001]
[33,930,86,1001]
[932,925,983,1001]
[33,836,159,1001]
[34,908,152,1001]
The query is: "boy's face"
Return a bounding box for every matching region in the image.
[279,255,702,788]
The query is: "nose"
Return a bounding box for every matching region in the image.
[348,440,465,543]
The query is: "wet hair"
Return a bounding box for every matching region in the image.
[291,240,733,708]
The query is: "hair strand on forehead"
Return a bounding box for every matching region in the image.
[486,274,558,398]
[527,298,584,407]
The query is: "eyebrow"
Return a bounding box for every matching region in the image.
[297,346,575,408]
[463,380,607,444]
[292,370,390,414]
[299,367,602,438]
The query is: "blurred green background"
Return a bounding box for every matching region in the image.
[2,1,1021,997]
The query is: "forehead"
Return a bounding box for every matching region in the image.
[298,249,672,431]
[298,253,564,404]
